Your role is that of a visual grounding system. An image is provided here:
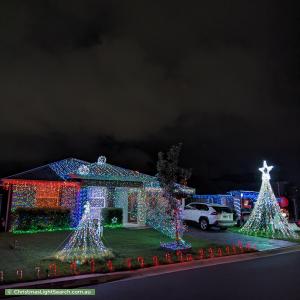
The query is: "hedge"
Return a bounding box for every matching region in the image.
[12,207,71,232]
[102,208,123,226]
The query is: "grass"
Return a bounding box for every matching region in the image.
[0,228,228,284]
[228,226,300,243]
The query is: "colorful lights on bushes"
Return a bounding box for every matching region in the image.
[13,227,73,235]
[11,207,72,233]
[145,191,187,241]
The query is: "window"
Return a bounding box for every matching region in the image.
[190,203,209,211]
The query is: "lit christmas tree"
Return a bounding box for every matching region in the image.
[55,201,113,262]
[241,161,298,238]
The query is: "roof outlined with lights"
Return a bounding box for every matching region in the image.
[4,157,156,184]
[3,156,195,193]
[70,161,156,183]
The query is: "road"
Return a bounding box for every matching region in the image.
[18,250,300,300]
[186,226,297,251]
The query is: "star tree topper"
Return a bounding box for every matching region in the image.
[259,160,273,181]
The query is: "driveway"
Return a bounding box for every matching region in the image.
[185,226,298,251]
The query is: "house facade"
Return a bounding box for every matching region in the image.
[191,190,288,222]
[1,156,195,231]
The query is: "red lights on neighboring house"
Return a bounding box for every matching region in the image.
[279,196,289,208]
[242,199,252,209]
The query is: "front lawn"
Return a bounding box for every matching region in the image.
[228,226,300,243]
[0,228,235,284]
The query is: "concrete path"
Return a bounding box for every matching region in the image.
[186,227,298,251]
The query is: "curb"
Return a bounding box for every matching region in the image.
[1,244,300,297]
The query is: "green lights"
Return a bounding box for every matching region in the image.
[13,227,74,235]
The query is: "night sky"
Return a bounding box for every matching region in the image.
[1,1,300,193]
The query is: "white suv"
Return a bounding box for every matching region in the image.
[183,202,235,230]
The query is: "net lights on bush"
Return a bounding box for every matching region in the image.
[55,201,113,263]
[145,192,187,241]
[241,161,298,239]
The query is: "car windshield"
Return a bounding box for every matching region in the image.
[212,206,232,213]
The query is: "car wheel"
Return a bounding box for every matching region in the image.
[199,218,209,231]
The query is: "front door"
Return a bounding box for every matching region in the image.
[128,192,138,223]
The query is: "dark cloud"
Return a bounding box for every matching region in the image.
[0,0,299,192]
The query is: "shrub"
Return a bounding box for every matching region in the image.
[12,207,71,232]
[102,208,123,226]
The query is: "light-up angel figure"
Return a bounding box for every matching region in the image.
[55,201,113,262]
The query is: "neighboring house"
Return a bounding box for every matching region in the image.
[0,156,195,231]
[190,190,287,222]
[191,191,259,221]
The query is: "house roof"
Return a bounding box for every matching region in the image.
[5,158,89,181]
[3,157,195,194]
[4,157,157,184]
[69,160,156,183]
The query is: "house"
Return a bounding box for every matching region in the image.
[190,190,259,220]
[190,190,288,222]
[0,156,195,231]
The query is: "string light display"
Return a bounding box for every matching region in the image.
[55,201,113,262]
[3,180,80,231]
[241,161,298,238]
[10,184,36,209]
[71,158,156,183]
[192,189,285,223]
[2,156,194,233]
[0,241,256,283]
[49,158,89,180]
[145,190,187,240]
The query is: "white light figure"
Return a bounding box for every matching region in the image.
[241,161,298,238]
[55,201,112,262]
[77,165,90,176]
[97,156,107,165]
